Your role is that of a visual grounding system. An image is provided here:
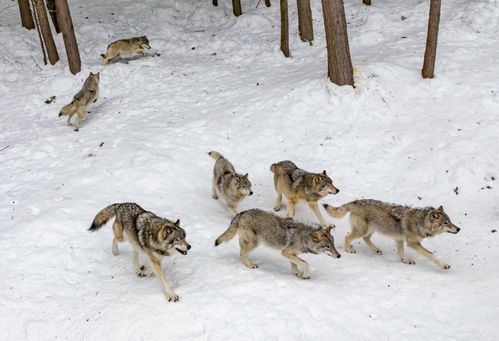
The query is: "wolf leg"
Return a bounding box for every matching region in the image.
[66,113,74,126]
[212,176,219,199]
[290,262,303,277]
[286,200,296,218]
[396,240,415,265]
[147,252,180,302]
[282,250,309,279]
[274,192,282,211]
[112,220,124,255]
[132,250,149,277]
[344,227,366,254]
[239,237,258,269]
[363,233,382,254]
[227,203,238,217]
[407,241,450,270]
[308,202,333,228]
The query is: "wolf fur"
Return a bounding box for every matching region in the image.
[209,151,253,217]
[89,202,191,302]
[270,160,339,227]
[101,36,151,64]
[214,208,340,279]
[323,199,460,270]
[59,72,100,130]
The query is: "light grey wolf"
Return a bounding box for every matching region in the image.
[101,36,151,64]
[270,160,339,227]
[323,200,460,270]
[59,72,100,130]
[209,151,253,217]
[214,208,340,279]
[89,202,191,302]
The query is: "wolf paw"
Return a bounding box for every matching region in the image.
[401,258,415,265]
[345,248,356,254]
[212,194,218,200]
[441,263,451,270]
[136,265,152,277]
[375,249,383,255]
[167,293,180,302]
[273,206,281,212]
[300,275,310,280]
[74,128,79,132]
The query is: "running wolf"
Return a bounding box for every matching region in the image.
[209,151,253,217]
[89,203,191,302]
[323,200,460,270]
[214,208,340,279]
[59,72,100,130]
[270,160,339,227]
[101,36,151,64]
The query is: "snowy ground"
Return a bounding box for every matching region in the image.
[1,0,499,339]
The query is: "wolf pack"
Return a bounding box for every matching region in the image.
[60,37,461,303]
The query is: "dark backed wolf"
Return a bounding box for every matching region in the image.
[89,202,191,302]
[215,208,341,279]
[323,200,460,270]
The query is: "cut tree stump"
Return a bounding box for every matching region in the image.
[422,0,441,79]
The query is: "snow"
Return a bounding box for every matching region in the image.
[1,0,498,339]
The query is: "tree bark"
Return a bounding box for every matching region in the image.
[232,0,242,16]
[363,0,371,5]
[33,0,59,65]
[422,0,441,79]
[265,0,271,7]
[297,0,313,44]
[321,0,354,86]
[31,0,47,64]
[45,0,60,33]
[18,0,35,29]
[55,0,81,74]
[280,0,290,57]
[212,0,218,6]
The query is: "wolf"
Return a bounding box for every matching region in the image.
[270,160,339,227]
[208,151,253,217]
[214,208,340,279]
[89,203,191,302]
[323,200,460,270]
[101,36,151,64]
[59,72,100,130]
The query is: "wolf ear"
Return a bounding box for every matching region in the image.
[174,219,180,226]
[437,205,444,212]
[325,225,333,234]
[244,173,248,178]
[322,170,328,176]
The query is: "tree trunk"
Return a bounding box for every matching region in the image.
[363,0,371,5]
[33,0,59,65]
[18,0,35,29]
[297,0,313,44]
[322,0,354,86]
[422,0,441,79]
[232,0,242,16]
[55,0,81,74]
[280,0,290,57]
[46,0,60,33]
[31,0,47,64]
[212,0,218,6]
[265,0,271,7]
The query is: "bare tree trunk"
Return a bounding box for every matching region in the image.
[363,0,371,5]
[212,0,218,6]
[18,0,35,29]
[297,0,313,44]
[55,0,81,74]
[33,0,59,65]
[265,0,271,6]
[31,0,47,64]
[280,0,290,57]
[232,0,242,16]
[322,0,354,86]
[45,0,60,33]
[422,0,441,79]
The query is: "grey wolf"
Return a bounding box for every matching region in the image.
[270,160,339,227]
[89,202,191,302]
[209,151,253,217]
[59,72,100,130]
[323,200,460,270]
[101,36,151,64]
[214,208,340,279]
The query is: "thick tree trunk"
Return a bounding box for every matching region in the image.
[33,0,59,65]
[321,0,354,86]
[265,0,271,7]
[18,0,35,29]
[212,0,218,6]
[280,0,290,57]
[297,0,314,44]
[363,0,371,5]
[422,0,441,79]
[55,0,81,74]
[45,0,60,33]
[232,0,242,16]
[31,0,47,64]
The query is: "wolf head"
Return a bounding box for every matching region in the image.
[236,173,253,196]
[424,206,460,237]
[89,71,100,81]
[139,36,151,49]
[314,170,339,196]
[307,226,341,258]
[158,219,191,255]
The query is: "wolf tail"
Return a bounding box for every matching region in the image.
[322,203,349,219]
[208,151,224,161]
[214,213,241,246]
[89,203,120,232]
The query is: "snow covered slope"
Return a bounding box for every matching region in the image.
[0,0,498,339]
